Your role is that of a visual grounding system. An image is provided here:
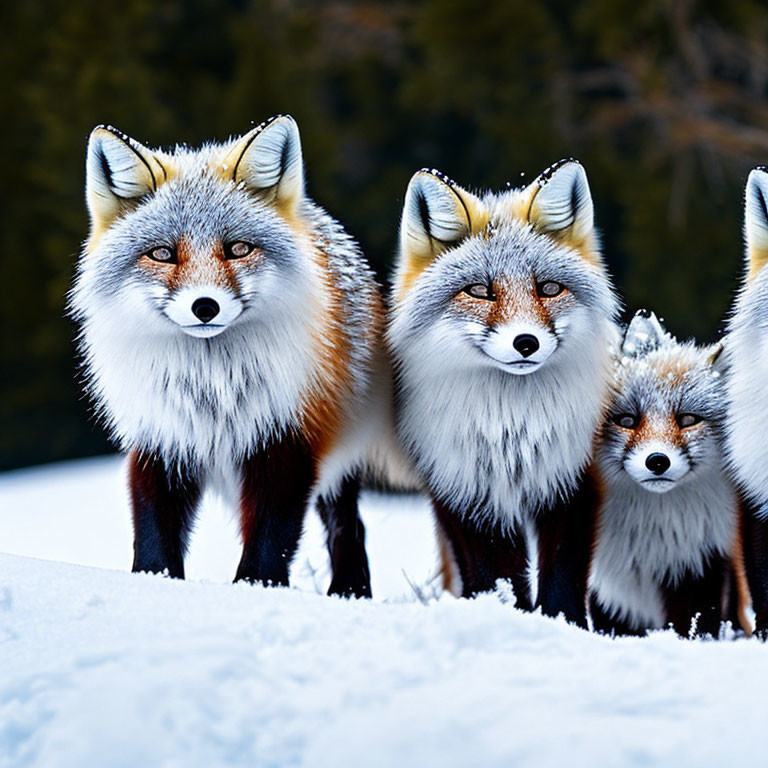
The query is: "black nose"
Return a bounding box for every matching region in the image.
[191,297,220,323]
[513,333,540,358]
[645,452,671,475]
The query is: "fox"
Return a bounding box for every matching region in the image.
[723,165,768,637]
[589,310,750,638]
[69,114,391,597]
[387,160,619,626]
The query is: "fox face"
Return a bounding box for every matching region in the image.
[390,162,616,379]
[74,116,313,341]
[599,310,725,495]
[388,161,619,524]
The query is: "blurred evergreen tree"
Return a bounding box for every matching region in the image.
[1,0,766,469]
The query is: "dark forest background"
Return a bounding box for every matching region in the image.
[2,0,768,470]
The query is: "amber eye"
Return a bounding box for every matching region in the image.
[463,283,495,301]
[678,413,702,428]
[613,413,639,430]
[537,280,565,298]
[225,241,255,259]
[145,246,176,264]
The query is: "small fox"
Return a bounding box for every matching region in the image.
[589,310,750,637]
[387,160,619,625]
[70,115,390,596]
[724,166,768,636]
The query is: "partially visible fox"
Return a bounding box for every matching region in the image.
[589,310,750,637]
[387,160,619,625]
[724,166,768,637]
[70,115,392,595]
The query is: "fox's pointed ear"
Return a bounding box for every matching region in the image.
[86,126,165,234]
[399,170,483,282]
[706,341,727,374]
[622,309,669,357]
[227,115,304,213]
[527,159,596,259]
[744,167,768,280]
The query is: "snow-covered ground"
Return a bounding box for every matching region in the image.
[1,457,766,768]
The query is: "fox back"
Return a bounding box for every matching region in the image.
[388,162,619,528]
[590,311,738,631]
[70,116,383,494]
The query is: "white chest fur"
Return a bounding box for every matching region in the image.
[395,322,612,529]
[590,471,737,629]
[82,300,315,467]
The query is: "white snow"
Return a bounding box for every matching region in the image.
[1,456,766,768]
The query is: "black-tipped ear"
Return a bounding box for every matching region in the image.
[401,170,474,260]
[86,125,165,233]
[395,169,485,294]
[528,159,594,247]
[706,341,727,374]
[744,167,768,280]
[227,115,304,212]
[622,309,669,357]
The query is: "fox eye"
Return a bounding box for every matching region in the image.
[678,413,702,428]
[537,280,565,298]
[225,241,255,259]
[463,283,495,301]
[145,246,176,264]
[613,413,639,430]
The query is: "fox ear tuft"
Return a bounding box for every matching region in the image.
[622,309,669,357]
[399,170,480,283]
[744,167,768,280]
[228,115,304,212]
[528,159,594,252]
[86,126,165,234]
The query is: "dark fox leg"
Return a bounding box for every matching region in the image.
[316,474,372,598]
[741,501,768,638]
[235,433,316,587]
[664,556,728,638]
[536,472,600,629]
[589,594,645,637]
[433,498,532,609]
[129,451,201,579]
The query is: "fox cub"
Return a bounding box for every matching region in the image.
[388,160,619,625]
[589,310,749,637]
[70,115,388,596]
[724,166,768,636]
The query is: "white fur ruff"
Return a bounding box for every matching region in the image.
[390,308,616,529]
[77,270,317,468]
[590,470,737,629]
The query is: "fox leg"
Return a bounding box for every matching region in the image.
[664,557,728,638]
[589,594,645,637]
[432,498,532,609]
[235,434,316,587]
[129,451,201,579]
[536,472,599,629]
[741,501,768,638]
[316,474,372,598]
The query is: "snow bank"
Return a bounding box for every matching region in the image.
[1,458,766,768]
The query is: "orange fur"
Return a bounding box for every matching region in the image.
[452,277,560,330]
[732,507,754,636]
[627,414,679,451]
[299,235,384,463]
[436,523,461,596]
